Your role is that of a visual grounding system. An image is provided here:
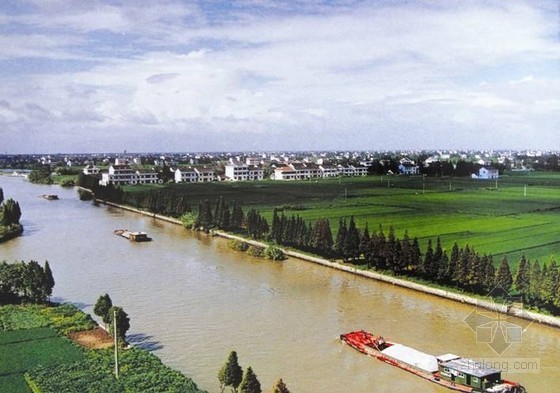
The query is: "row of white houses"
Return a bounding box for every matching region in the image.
[88,161,369,186]
[273,163,368,180]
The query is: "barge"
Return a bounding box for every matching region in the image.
[114,229,152,242]
[340,330,526,393]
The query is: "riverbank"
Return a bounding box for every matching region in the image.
[0,303,206,393]
[93,197,560,329]
[0,223,23,243]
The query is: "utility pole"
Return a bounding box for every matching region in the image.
[524,184,527,197]
[114,309,119,380]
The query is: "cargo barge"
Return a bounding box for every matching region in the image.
[114,229,152,242]
[340,330,526,393]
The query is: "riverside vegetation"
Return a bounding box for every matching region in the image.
[0,187,23,242]
[0,261,205,393]
[80,171,560,316]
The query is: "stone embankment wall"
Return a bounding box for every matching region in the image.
[95,198,560,329]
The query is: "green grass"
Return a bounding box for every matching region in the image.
[0,327,84,393]
[124,171,560,266]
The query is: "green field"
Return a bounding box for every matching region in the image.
[0,327,84,393]
[0,304,205,393]
[125,171,560,266]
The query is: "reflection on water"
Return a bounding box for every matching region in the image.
[0,176,557,393]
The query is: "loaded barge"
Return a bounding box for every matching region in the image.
[114,229,152,242]
[340,330,526,393]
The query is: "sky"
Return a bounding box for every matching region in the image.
[0,0,559,153]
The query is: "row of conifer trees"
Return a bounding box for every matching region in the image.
[84,183,560,315]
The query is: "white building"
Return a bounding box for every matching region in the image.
[100,165,137,186]
[274,166,298,180]
[194,167,215,182]
[225,162,249,181]
[398,163,420,175]
[82,165,100,175]
[475,167,499,179]
[136,169,160,184]
[319,164,339,178]
[174,167,198,183]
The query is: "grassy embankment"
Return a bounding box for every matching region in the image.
[0,304,205,393]
[123,171,560,267]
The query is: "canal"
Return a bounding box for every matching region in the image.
[1,176,558,392]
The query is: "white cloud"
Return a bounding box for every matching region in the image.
[0,0,559,152]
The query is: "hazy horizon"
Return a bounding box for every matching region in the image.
[1,1,559,154]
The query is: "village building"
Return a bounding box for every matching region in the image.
[398,163,420,175]
[319,164,339,178]
[225,162,249,181]
[174,167,198,183]
[473,167,499,179]
[135,169,160,184]
[100,164,137,186]
[82,164,100,175]
[194,167,216,182]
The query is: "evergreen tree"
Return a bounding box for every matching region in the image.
[437,252,450,283]
[432,237,444,279]
[335,218,347,260]
[495,257,513,293]
[1,198,22,226]
[384,226,397,271]
[270,379,290,393]
[359,223,370,260]
[94,293,113,327]
[239,366,261,393]
[466,252,483,293]
[400,231,411,271]
[218,351,243,393]
[449,242,460,284]
[410,236,422,273]
[514,255,531,300]
[196,199,214,230]
[271,209,281,243]
[482,254,496,293]
[43,261,55,300]
[310,219,334,257]
[230,202,244,230]
[528,260,542,302]
[422,239,434,278]
[455,245,471,288]
[345,216,361,262]
[541,260,559,307]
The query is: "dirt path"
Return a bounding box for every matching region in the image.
[69,326,113,349]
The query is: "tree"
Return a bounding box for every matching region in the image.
[43,261,55,300]
[335,218,347,260]
[1,198,22,226]
[310,219,334,257]
[345,216,361,262]
[196,199,214,231]
[514,255,531,300]
[495,257,513,293]
[0,187,3,204]
[218,350,243,393]
[94,294,113,327]
[239,366,261,393]
[110,306,130,342]
[270,379,290,393]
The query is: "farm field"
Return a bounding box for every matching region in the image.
[124,171,560,266]
[0,327,84,393]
